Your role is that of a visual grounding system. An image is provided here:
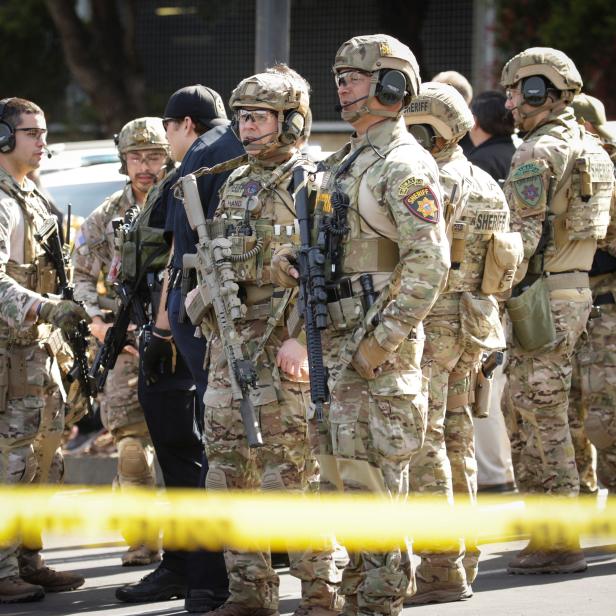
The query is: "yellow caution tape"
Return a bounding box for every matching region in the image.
[1,487,614,551]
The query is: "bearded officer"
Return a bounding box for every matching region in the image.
[272,34,450,616]
[501,48,615,573]
[73,117,168,566]
[404,82,521,603]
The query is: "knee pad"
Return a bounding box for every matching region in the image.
[205,467,228,490]
[117,437,154,487]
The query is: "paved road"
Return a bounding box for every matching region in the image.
[1,535,614,616]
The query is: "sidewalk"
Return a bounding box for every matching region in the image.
[2,534,615,616]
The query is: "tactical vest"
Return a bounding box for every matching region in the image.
[441,156,510,294]
[214,156,312,290]
[119,172,174,284]
[315,141,402,282]
[550,123,613,241]
[0,178,57,346]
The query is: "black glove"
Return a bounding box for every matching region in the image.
[142,334,177,386]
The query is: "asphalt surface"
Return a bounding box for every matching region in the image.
[0,535,614,616]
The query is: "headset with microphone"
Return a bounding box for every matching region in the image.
[408,123,437,151]
[334,69,407,114]
[511,75,564,121]
[0,98,16,154]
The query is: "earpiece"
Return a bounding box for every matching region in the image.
[0,98,16,154]
[376,70,407,106]
[279,110,305,145]
[521,76,549,107]
[408,123,437,151]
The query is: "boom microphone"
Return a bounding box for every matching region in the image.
[241,130,278,146]
[44,146,53,159]
[334,95,369,112]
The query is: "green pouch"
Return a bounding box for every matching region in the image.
[506,277,556,351]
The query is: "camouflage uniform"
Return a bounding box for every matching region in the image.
[310,36,450,616]
[0,167,65,579]
[404,83,517,601]
[73,184,155,486]
[199,71,341,615]
[501,48,615,574]
[572,271,616,492]
[568,94,616,493]
[502,52,614,498]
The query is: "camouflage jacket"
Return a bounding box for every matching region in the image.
[0,166,54,333]
[318,117,450,353]
[73,183,136,319]
[503,107,615,279]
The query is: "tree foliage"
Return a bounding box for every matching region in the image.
[0,0,69,120]
[496,0,616,115]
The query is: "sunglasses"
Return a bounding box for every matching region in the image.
[236,109,276,125]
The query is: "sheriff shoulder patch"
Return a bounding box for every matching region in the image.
[510,160,545,208]
[403,187,440,224]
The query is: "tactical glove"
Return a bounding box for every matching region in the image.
[270,244,299,288]
[142,334,177,386]
[352,335,390,380]
[38,299,92,336]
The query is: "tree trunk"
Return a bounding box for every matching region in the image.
[45,0,146,134]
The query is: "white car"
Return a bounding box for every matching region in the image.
[42,162,126,219]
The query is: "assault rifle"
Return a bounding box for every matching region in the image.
[35,207,97,411]
[89,278,148,391]
[293,166,329,420]
[179,173,263,448]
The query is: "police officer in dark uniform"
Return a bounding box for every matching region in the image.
[115,86,243,613]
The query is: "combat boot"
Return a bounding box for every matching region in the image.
[404,585,473,605]
[20,566,85,592]
[121,545,162,566]
[293,606,339,616]
[116,565,187,602]
[507,548,587,574]
[209,601,279,616]
[0,576,44,603]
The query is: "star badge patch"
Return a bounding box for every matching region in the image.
[403,187,440,224]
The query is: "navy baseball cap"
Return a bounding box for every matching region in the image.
[164,85,229,128]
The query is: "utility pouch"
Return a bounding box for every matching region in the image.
[450,222,467,270]
[121,240,137,281]
[8,348,28,399]
[481,231,524,294]
[506,276,555,351]
[35,257,57,295]
[473,367,493,418]
[0,349,8,413]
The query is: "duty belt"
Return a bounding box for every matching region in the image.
[544,271,589,291]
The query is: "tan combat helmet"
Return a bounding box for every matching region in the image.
[404,81,474,148]
[500,47,582,104]
[572,93,616,147]
[115,117,168,174]
[230,66,310,152]
[333,34,421,122]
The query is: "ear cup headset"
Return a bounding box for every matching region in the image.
[521,75,550,107]
[408,123,437,151]
[279,110,305,145]
[375,70,407,105]
[0,98,16,154]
